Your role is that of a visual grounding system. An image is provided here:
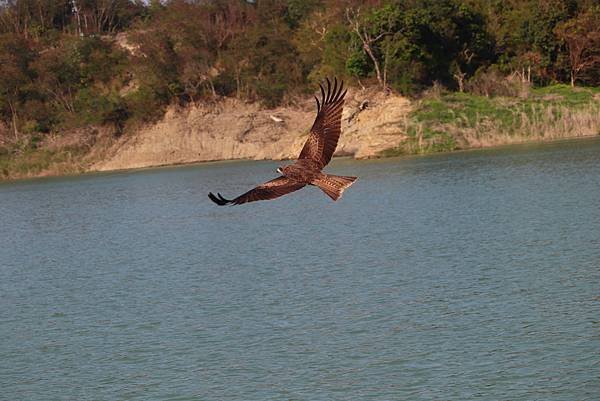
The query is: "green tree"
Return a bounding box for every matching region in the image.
[482,0,575,83]
[32,35,127,128]
[555,7,600,86]
[343,1,492,92]
[225,21,304,106]
[0,33,33,139]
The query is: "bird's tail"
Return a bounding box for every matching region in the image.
[312,174,357,201]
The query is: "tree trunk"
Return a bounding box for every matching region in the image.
[453,67,466,93]
[38,2,45,31]
[207,79,217,98]
[72,0,82,37]
[362,43,383,88]
[383,41,391,90]
[346,8,386,90]
[457,75,465,92]
[570,71,575,87]
[8,100,19,142]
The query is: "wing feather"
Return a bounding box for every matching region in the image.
[208,176,305,206]
[298,77,347,168]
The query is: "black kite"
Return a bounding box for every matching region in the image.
[209,78,357,206]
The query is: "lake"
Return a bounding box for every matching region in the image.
[1,139,599,401]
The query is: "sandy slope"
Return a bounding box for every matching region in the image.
[92,89,412,171]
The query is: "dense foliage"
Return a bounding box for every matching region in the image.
[0,0,598,139]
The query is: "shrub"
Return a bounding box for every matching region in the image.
[256,81,288,108]
[124,87,165,126]
[466,67,530,98]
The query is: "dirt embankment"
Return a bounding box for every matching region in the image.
[92,89,412,172]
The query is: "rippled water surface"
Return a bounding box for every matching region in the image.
[1,139,600,401]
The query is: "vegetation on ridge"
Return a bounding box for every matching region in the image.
[0,0,599,179]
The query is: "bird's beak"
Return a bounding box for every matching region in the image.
[277,168,283,174]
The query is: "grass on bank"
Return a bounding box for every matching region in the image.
[0,145,87,180]
[381,84,600,156]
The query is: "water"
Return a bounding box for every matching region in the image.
[1,139,599,401]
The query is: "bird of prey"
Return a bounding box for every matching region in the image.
[209,78,357,206]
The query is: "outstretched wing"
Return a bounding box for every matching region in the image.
[298,77,347,168]
[208,176,305,206]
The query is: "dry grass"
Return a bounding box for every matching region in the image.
[448,102,600,148]
[0,146,87,180]
[0,127,116,181]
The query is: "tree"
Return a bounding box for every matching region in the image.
[345,5,394,89]
[32,40,81,115]
[555,8,600,86]
[224,20,304,106]
[31,35,127,128]
[486,0,575,84]
[72,0,145,35]
[450,3,494,90]
[0,33,33,140]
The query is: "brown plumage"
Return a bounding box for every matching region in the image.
[208,78,357,206]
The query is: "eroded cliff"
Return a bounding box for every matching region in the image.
[93,90,412,171]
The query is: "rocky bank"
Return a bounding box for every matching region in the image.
[92,89,412,172]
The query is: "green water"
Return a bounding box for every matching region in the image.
[1,139,599,400]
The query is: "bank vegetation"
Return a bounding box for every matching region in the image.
[0,0,599,179]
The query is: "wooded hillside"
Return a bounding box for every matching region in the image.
[1,0,599,141]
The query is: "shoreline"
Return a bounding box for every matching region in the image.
[2,134,598,185]
[2,85,599,183]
